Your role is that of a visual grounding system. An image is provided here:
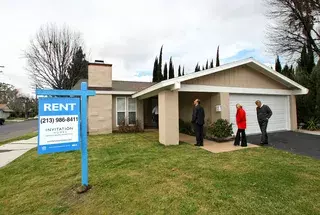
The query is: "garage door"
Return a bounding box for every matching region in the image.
[229,94,290,135]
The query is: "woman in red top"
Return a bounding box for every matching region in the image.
[234,103,247,147]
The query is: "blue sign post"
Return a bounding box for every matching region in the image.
[36,82,95,192]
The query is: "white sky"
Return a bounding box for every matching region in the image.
[0,0,274,97]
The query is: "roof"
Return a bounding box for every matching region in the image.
[112,80,155,91]
[132,58,309,98]
[0,104,13,112]
[73,79,154,92]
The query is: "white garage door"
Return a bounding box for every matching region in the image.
[229,94,290,135]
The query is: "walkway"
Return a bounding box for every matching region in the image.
[179,133,259,153]
[0,136,37,168]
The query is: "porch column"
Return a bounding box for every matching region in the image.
[289,95,297,130]
[158,90,179,145]
[220,92,230,121]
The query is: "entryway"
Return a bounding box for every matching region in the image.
[143,96,158,129]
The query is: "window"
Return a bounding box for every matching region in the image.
[128,98,137,124]
[116,97,137,126]
[116,97,126,126]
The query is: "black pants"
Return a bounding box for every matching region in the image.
[234,129,247,146]
[258,120,268,144]
[194,124,204,145]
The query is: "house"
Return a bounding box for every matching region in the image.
[73,58,308,146]
[0,104,14,125]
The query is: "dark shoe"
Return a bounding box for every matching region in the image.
[241,145,247,147]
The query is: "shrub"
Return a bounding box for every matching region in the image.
[179,119,195,136]
[118,119,143,133]
[306,117,320,131]
[206,119,233,138]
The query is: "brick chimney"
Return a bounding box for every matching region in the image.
[88,60,112,89]
[88,60,113,134]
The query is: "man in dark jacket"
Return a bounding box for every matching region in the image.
[255,100,273,145]
[192,99,205,146]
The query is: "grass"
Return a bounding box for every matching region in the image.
[0,132,38,146]
[0,131,319,215]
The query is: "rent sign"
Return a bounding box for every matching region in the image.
[38,97,80,154]
[36,82,95,190]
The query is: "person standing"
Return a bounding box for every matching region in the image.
[191,99,205,146]
[255,100,273,145]
[234,104,247,147]
[152,105,158,128]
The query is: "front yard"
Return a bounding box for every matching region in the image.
[0,132,319,215]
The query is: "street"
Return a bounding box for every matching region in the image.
[0,120,38,141]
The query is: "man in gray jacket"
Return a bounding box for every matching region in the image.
[255,100,273,145]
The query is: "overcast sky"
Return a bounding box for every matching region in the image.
[0,0,275,96]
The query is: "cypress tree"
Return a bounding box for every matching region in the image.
[275,55,282,73]
[210,59,214,68]
[307,45,315,74]
[169,57,174,79]
[311,61,320,118]
[205,60,209,69]
[178,65,181,76]
[157,45,164,81]
[282,64,289,76]
[216,45,220,67]
[152,57,159,82]
[295,45,317,123]
[195,63,200,72]
[182,66,185,76]
[202,65,205,70]
[163,62,168,80]
[289,65,295,79]
[282,64,295,80]
[298,45,308,71]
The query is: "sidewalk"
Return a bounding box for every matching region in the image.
[0,136,37,168]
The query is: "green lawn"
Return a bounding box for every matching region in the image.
[0,132,319,215]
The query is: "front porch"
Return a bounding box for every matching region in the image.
[141,90,230,146]
[144,129,259,153]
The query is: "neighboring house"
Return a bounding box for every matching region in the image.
[73,58,308,146]
[0,104,14,125]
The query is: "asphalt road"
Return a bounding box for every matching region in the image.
[0,120,38,142]
[247,131,320,160]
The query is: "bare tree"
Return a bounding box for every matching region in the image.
[24,23,85,89]
[265,0,320,59]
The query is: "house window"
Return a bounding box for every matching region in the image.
[128,98,137,124]
[116,97,137,126]
[116,97,126,126]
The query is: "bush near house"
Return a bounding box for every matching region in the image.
[305,117,320,131]
[206,119,234,142]
[179,119,195,136]
[179,118,234,142]
[117,119,143,133]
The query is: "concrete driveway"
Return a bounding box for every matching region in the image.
[247,131,320,159]
[0,120,38,141]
